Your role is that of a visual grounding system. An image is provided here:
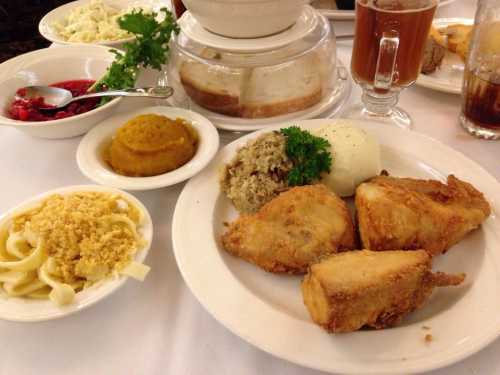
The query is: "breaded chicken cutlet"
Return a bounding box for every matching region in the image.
[302,250,465,333]
[356,175,490,256]
[221,185,356,274]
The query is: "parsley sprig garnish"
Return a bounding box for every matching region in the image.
[280,126,332,186]
[91,8,179,98]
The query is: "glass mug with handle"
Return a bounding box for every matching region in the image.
[460,0,500,140]
[343,0,437,129]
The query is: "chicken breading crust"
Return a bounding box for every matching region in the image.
[302,250,465,333]
[355,175,490,256]
[221,185,356,274]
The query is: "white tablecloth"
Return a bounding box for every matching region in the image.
[0,1,498,375]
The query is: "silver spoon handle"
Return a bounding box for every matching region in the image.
[75,87,174,101]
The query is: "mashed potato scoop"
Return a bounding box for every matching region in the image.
[312,120,381,197]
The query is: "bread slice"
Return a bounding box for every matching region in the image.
[421,27,446,74]
[179,49,248,117]
[179,49,324,118]
[241,53,323,118]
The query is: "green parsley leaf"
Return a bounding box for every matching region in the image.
[91,8,179,103]
[280,126,332,186]
[118,11,158,35]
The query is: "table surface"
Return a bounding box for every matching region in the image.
[1,1,499,375]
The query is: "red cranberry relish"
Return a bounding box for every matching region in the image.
[8,79,98,122]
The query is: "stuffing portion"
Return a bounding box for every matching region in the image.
[220,131,293,213]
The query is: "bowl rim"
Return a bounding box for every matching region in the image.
[0,44,123,128]
[76,105,221,191]
[38,0,137,47]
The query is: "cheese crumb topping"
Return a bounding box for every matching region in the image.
[12,192,145,286]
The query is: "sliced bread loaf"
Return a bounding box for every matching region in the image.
[179,49,324,118]
[179,49,249,116]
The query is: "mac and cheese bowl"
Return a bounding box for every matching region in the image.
[0,45,121,139]
[0,185,153,322]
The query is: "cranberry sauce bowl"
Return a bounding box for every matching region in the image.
[9,80,98,122]
[0,45,121,139]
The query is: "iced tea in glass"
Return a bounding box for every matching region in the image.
[460,0,500,140]
[345,0,437,129]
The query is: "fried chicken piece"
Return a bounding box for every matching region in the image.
[442,24,472,62]
[221,185,356,274]
[356,175,491,256]
[302,250,465,333]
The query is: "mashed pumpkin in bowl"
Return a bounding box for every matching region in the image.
[105,114,198,177]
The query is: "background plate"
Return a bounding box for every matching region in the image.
[416,18,474,95]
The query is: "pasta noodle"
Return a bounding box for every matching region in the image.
[0,192,150,306]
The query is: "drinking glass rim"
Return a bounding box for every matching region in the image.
[355,0,438,13]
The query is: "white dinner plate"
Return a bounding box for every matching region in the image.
[184,60,351,132]
[314,0,458,20]
[77,106,219,191]
[0,185,153,322]
[177,5,318,53]
[416,18,473,95]
[172,119,500,374]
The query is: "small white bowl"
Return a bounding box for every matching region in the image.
[0,185,153,322]
[39,0,138,47]
[182,0,309,38]
[77,106,220,191]
[0,45,121,139]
